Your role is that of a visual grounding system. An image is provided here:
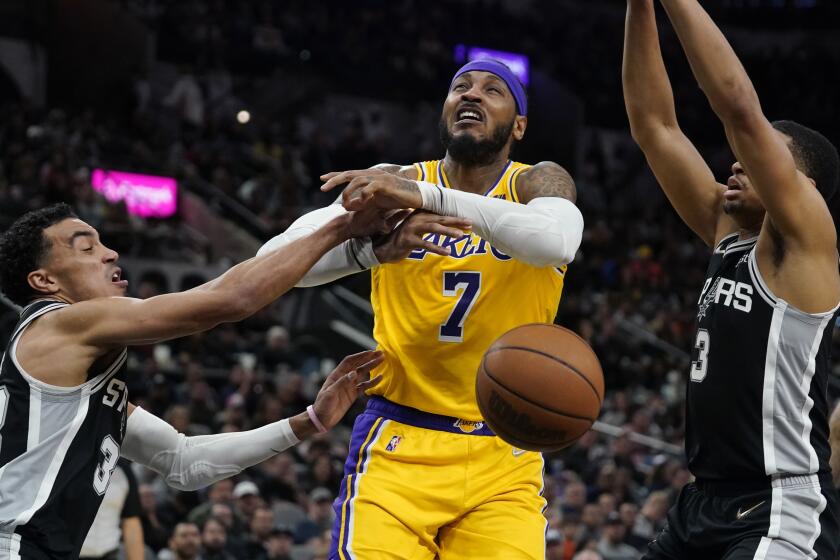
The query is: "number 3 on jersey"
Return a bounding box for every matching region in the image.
[439,271,481,343]
[691,329,710,382]
[93,435,120,495]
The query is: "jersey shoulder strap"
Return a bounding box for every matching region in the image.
[13,300,68,339]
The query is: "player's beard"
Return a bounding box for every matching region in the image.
[439,115,514,167]
[722,200,741,215]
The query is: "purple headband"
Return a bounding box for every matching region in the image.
[451,59,528,116]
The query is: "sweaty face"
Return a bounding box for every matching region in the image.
[439,71,524,166]
[37,219,126,302]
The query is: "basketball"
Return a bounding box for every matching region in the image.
[476,323,604,452]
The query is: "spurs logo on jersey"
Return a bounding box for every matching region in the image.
[0,300,129,559]
[697,276,753,319]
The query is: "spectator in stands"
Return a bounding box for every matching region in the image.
[187,480,236,529]
[243,506,275,559]
[233,480,263,522]
[579,503,605,544]
[159,522,201,560]
[559,518,584,560]
[199,517,236,560]
[631,490,669,544]
[546,528,565,560]
[294,487,335,543]
[80,458,145,560]
[139,483,170,553]
[264,526,295,560]
[597,512,641,560]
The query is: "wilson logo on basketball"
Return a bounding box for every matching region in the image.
[488,391,568,442]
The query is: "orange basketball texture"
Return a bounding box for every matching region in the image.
[476,324,604,452]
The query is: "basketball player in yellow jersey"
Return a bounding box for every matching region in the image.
[260,59,583,559]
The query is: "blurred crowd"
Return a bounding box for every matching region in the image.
[3,1,840,559]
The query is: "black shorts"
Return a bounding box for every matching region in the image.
[643,474,840,560]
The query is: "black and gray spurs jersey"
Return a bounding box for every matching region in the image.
[0,300,129,559]
[687,234,838,482]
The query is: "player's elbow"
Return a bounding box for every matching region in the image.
[628,119,679,151]
[708,81,762,127]
[493,205,583,268]
[196,290,254,326]
[164,476,204,492]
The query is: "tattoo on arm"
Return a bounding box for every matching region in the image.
[517,162,577,204]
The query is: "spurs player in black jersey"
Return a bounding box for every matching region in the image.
[624,1,840,558]
[0,203,439,559]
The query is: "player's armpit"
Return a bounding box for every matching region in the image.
[516,161,576,204]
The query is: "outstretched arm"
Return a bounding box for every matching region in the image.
[623,0,727,247]
[122,351,382,491]
[48,217,354,350]
[320,162,584,268]
[658,0,835,250]
[258,174,470,279]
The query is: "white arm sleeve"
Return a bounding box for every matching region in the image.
[416,181,583,267]
[120,406,299,491]
[257,204,379,287]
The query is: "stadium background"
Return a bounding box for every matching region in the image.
[1,1,839,558]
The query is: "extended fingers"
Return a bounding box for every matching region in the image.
[356,374,384,391]
[335,350,384,374]
[320,169,383,191]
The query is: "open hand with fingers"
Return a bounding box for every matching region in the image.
[321,168,424,212]
[372,211,471,264]
[311,350,385,431]
[346,206,411,239]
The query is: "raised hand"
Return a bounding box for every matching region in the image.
[320,169,423,212]
[311,350,385,430]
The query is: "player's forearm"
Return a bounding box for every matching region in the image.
[205,215,352,319]
[121,517,145,560]
[258,206,378,287]
[659,0,761,123]
[121,407,308,491]
[623,0,680,140]
[417,183,583,267]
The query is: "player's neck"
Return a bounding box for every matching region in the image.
[441,154,510,195]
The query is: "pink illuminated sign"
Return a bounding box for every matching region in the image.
[91,169,177,218]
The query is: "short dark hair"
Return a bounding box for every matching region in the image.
[0,204,77,306]
[772,120,840,202]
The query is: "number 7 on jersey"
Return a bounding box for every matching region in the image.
[439,271,482,343]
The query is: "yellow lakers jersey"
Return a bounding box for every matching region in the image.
[368,159,567,420]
